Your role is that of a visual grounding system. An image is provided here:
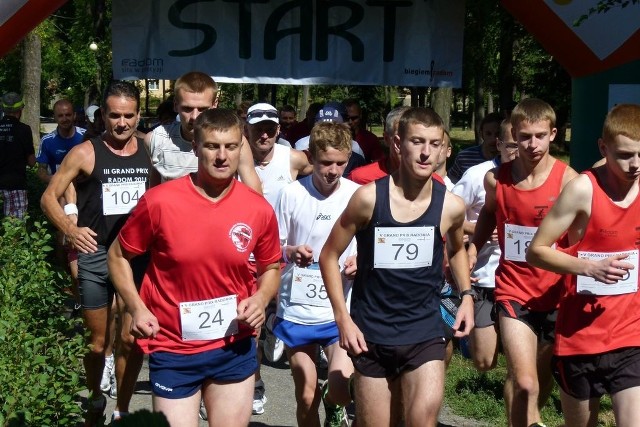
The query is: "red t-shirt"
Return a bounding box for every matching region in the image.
[348,157,389,184]
[555,170,640,356]
[495,160,566,311]
[118,176,281,354]
[355,128,385,162]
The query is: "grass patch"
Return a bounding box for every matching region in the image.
[444,352,615,426]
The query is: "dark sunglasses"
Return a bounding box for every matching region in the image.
[247,109,279,120]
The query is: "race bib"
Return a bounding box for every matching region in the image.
[290,264,331,307]
[179,295,238,341]
[504,224,536,262]
[576,250,639,296]
[374,226,434,269]
[102,181,145,215]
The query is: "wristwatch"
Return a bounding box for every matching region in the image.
[459,289,477,301]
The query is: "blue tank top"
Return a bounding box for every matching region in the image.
[352,175,446,345]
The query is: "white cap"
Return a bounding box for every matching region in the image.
[85,105,100,123]
[246,103,279,125]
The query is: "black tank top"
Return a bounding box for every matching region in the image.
[352,175,446,345]
[76,137,150,246]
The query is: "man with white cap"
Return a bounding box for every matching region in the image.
[245,102,312,207]
[0,91,35,219]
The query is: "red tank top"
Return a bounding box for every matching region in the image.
[555,170,640,356]
[494,159,566,311]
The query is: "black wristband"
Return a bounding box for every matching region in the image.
[459,289,477,301]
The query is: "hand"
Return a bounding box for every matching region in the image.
[490,228,499,243]
[130,307,160,339]
[453,296,475,338]
[65,225,98,254]
[589,254,635,284]
[292,244,314,267]
[337,316,368,356]
[467,246,478,272]
[236,294,266,330]
[342,255,357,279]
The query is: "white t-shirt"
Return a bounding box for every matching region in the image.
[149,122,197,182]
[452,159,501,288]
[276,176,359,324]
[255,144,294,209]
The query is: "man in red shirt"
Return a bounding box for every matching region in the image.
[108,109,281,426]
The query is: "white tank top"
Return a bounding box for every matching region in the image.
[254,144,294,209]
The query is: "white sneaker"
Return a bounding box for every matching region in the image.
[100,355,115,392]
[108,370,117,399]
[199,399,208,420]
[252,381,267,415]
[263,313,284,363]
[317,347,328,370]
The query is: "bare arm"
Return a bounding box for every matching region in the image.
[108,239,159,337]
[37,163,51,183]
[290,148,313,179]
[27,153,36,168]
[443,193,474,337]
[40,141,98,253]
[320,184,374,355]
[238,136,262,194]
[527,174,634,283]
[236,262,280,329]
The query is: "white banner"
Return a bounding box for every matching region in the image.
[112,0,464,87]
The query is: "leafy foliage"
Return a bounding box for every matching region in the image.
[0,172,86,426]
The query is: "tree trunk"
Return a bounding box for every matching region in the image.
[21,30,41,152]
[473,74,485,144]
[498,10,515,113]
[300,86,310,121]
[431,87,453,130]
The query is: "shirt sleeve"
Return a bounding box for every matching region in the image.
[118,195,154,255]
[253,206,283,267]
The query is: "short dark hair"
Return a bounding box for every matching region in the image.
[280,104,296,115]
[397,107,444,141]
[102,80,140,112]
[194,109,243,143]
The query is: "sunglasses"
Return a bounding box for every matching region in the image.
[247,109,279,120]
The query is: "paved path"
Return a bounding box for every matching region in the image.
[90,354,487,426]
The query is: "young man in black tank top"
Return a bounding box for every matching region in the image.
[41,81,149,424]
[320,107,474,427]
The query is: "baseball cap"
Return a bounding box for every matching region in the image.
[315,102,346,123]
[85,105,100,123]
[246,103,279,125]
[1,92,25,113]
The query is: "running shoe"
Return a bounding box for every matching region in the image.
[199,399,208,420]
[263,312,284,363]
[252,380,267,415]
[321,380,348,427]
[100,354,115,392]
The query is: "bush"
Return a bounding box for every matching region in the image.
[0,217,86,426]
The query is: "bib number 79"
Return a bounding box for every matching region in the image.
[392,243,419,261]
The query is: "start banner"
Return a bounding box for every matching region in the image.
[111,0,464,87]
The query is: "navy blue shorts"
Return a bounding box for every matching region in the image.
[272,317,340,349]
[149,337,257,399]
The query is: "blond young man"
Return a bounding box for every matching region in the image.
[468,99,578,427]
[527,104,640,427]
